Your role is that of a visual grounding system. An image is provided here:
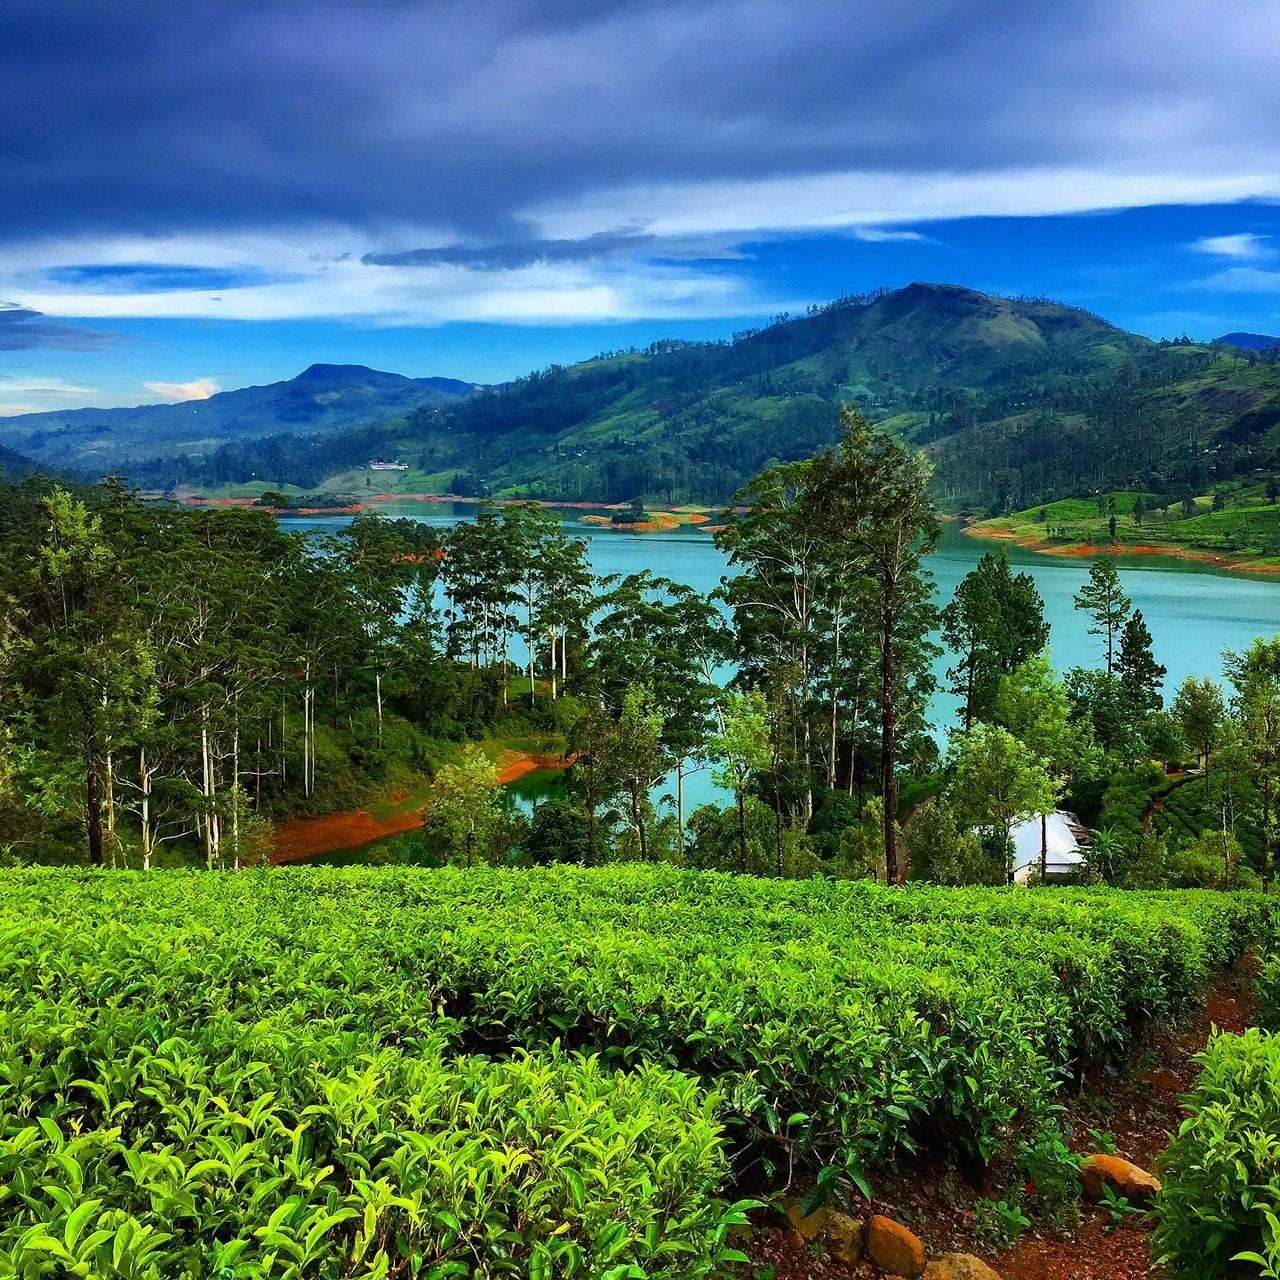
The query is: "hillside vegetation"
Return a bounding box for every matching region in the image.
[0,865,1270,1276]
[99,284,1280,512]
[0,364,479,471]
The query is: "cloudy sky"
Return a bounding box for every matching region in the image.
[3,0,1280,415]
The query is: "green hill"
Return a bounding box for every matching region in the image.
[0,364,481,473]
[66,284,1280,510]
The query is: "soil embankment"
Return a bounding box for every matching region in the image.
[270,750,570,864]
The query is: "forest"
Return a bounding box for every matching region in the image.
[1,405,1278,891]
[3,407,1280,1278]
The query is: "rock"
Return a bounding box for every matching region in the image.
[781,1198,864,1264]
[823,1210,864,1266]
[924,1255,1002,1280]
[782,1196,828,1241]
[865,1214,927,1277]
[1079,1153,1161,1204]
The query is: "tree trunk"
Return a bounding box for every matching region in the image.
[880,570,899,883]
[84,723,103,866]
[736,789,748,874]
[1040,810,1048,882]
[139,748,152,872]
[676,761,684,861]
[105,749,118,869]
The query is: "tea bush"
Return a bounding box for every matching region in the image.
[0,866,1271,1276]
[1154,1028,1280,1278]
[1260,954,1280,1033]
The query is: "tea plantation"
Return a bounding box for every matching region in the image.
[0,866,1274,1278]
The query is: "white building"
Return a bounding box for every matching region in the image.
[1010,811,1090,884]
[368,460,409,471]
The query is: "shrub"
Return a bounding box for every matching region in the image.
[0,865,1271,1204]
[1154,1028,1280,1278]
[1259,955,1280,1033]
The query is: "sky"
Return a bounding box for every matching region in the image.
[3,0,1280,416]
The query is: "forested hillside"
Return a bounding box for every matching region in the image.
[110,283,1280,512]
[0,363,480,471]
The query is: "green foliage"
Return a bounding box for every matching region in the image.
[971,1197,1032,1251]
[1257,955,1280,1033]
[1098,764,1173,842]
[1155,1028,1280,1278]
[0,865,1270,1217]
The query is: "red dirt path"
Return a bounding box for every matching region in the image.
[270,752,570,864]
[742,969,1254,1280]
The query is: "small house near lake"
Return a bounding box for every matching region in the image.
[1010,810,1090,884]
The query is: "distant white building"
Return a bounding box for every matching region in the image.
[368,460,409,471]
[1010,811,1090,884]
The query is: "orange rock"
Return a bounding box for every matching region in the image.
[865,1214,926,1277]
[1080,1153,1161,1204]
[924,1255,1002,1279]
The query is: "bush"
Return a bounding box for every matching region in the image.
[0,866,1271,1200]
[1259,955,1280,1033]
[1154,1028,1280,1278]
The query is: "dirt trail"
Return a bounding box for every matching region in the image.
[744,968,1253,1279]
[270,751,570,864]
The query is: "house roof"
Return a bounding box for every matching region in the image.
[1010,810,1088,879]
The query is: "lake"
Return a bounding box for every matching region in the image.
[281,503,1280,845]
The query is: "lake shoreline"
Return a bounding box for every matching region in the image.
[271,749,571,865]
[963,521,1280,575]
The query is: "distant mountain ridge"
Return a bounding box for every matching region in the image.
[0,364,482,472]
[1217,332,1280,351]
[14,284,1280,512]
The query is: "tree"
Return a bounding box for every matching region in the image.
[1132,495,1146,525]
[947,721,1059,883]
[902,793,989,885]
[941,550,1049,728]
[709,690,772,874]
[1224,637,1280,890]
[805,406,939,881]
[1108,514,1118,541]
[421,746,503,866]
[612,684,667,862]
[1172,676,1225,784]
[994,656,1092,879]
[1073,558,1131,674]
[1116,609,1166,717]
[14,488,153,864]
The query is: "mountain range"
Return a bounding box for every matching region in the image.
[1216,332,1280,352]
[5,283,1280,512]
[0,364,479,473]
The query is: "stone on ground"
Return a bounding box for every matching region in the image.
[865,1214,927,1277]
[1079,1153,1161,1204]
[924,1254,1002,1279]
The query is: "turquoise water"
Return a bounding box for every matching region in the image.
[282,504,1280,844]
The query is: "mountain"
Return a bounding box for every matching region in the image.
[0,364,481,474]
[0,442,41,480]
[45,284,1280,511]
[1217,332,1280,351]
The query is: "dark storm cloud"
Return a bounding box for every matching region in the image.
[0,305,118,351]
[363,231,656,269]
[2,0,1277,247]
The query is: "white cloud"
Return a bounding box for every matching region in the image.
[1200,266,1280,292]
[144,377,221,400]
[530,167,1280,241]
[0,376,97,397]
[850,228,928,243]
[0,403,42,417]
[1193,233,1273,259]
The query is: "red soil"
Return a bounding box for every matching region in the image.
[963,523,1280,574]
[270,751,570,864]
[741,967,1255,1280]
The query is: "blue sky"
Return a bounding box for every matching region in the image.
[4,1,1280,414]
